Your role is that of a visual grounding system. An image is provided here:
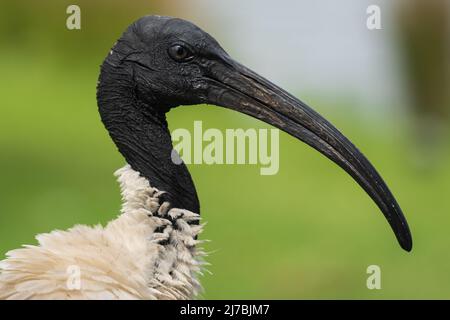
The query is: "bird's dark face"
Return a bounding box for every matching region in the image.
[108,15,231,107]
[106,15,412,251]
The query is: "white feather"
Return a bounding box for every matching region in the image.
[0,165,206,300]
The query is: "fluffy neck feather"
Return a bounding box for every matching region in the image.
[113,165,206,299]
[0,165,206,300]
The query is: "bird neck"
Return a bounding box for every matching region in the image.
[96,62,200,213]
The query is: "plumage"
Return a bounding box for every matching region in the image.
[0,166,206,299]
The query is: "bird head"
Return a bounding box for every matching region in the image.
[101,15,412,251]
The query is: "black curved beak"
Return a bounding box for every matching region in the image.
[204,57,412,251]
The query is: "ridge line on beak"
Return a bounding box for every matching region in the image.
[203,58,412,251]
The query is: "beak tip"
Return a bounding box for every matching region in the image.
[399,234,413,252]
[402,242,412,252]
[395,212,413,252]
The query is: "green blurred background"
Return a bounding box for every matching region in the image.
[1,0,449,299]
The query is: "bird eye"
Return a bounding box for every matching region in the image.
[168,44,194,62]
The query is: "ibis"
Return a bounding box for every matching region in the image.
[0,15,412,300]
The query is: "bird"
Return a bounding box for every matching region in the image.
[0,15,412,300]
